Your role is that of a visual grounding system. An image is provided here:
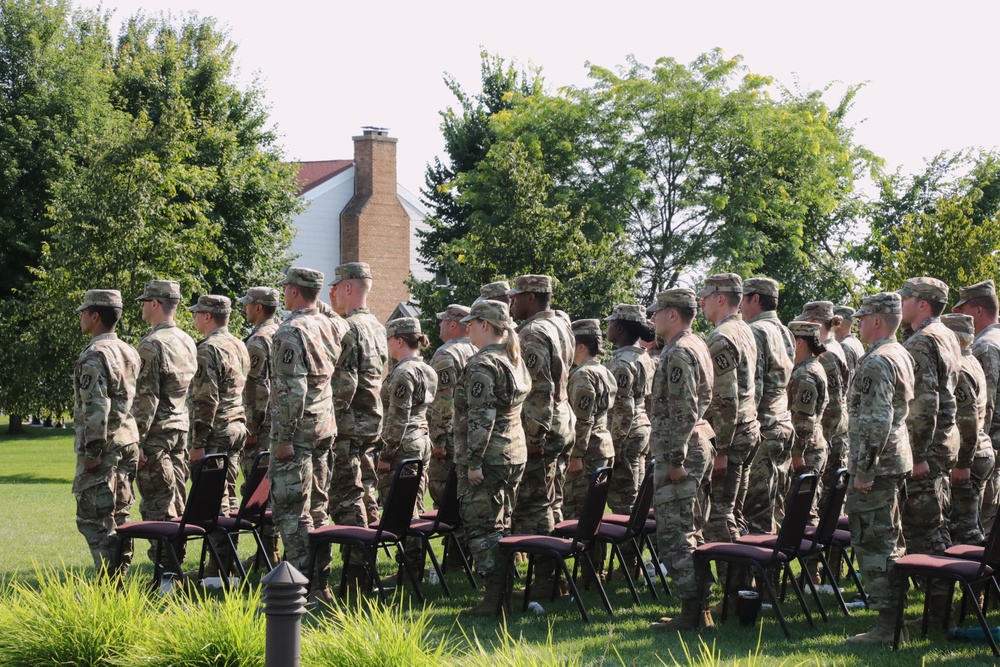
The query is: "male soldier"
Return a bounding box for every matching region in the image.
[740,277,794,534]
[272,267,341,601]
[74,290,141,576]
[188,295,250,517]
[952,279,1000,532]
[834,305,866,386]
[427,304,477,508]
[899,276,961,620]
[646,288,716,631]
[239,286,282,565]
[941,314,995,546]
[508,274,575,598]
[479,281,511,303]
[845,293,913,644]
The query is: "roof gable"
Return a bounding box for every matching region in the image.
[295,160,353,195]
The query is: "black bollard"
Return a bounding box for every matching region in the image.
[261,562,309,667]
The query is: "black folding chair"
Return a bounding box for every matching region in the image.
[602,464,668,597]
[408,463,477,595]
[213,451,272,581]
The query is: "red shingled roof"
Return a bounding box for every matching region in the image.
[295,160,353,195]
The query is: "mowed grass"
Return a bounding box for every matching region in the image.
[2,416,999,666]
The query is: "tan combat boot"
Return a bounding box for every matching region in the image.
[847,609,907,644]
[463,577,504,617]
[652,599,706,630]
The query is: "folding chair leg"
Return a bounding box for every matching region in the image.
[817,551,850,615]
[399,545,425,603]
[583,553,614,615]
[523,555,534,612]
[425,539,451,597]
[612,544,641,604]
[227,533,248,581]
[759,565,791,639]
[892,583,907,650]
[335,545,347,598]
[451,535,478,589]
[783,562,815,628]
[799,557,829,623]
[562,559,589,623]
[370,550,388,604]
[721,565,733,621]
[166,542,185,582]
[644,532,670,596]
[965,580,1000,657]
[632,537,657,599]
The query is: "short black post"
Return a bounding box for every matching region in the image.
[262,562,309,667]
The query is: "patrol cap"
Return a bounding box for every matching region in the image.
[854,292,902,317]
[954,279,996,309]
[788,321,822,338]
[329,262,372,286]
[279,267,325,290]
[794,301,835,322]
[460,299,512,326]
[507,274,553,295]
[697,273,743,298]
[77,289,123,312]
[386,317,421,337]
[480,281,511,300]
[436,304,471,322]
[136,279,180,302]
[238,286,280,307]
[941,313,975,336]
[743,277,780,298]
[189,295,232,315]
[571,318,602,336]
[833,305,856,319]
[898,276,949,304]
[648,288,698,313]
[604,303,648,323]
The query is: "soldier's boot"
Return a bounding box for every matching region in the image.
[652,599,709,630]
[511,558,568,601]
[847,609,907,644]
[307,578,335,609]
[463,576,505,617]
[806,559,822,586]
[444,545,466,572]
[708,592,740,616]
[341,564,370,598]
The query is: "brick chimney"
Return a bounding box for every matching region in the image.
[340,127,411,322]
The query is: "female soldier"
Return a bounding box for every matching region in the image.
[787,320,830,528]
[455,299,530,616]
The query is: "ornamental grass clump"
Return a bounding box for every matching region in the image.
[459,619,585,667]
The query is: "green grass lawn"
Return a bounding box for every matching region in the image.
[2,416,999,666]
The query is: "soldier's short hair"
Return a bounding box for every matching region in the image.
[924,300,946,317]
[297,285,320,302]
[533,292,551,309]
[86,305,123,329]
[210,312,229,327]
[755,294,778,312]
[156,297,179,317]
[260,304,277,319]
[881,312,901,333]
[723,292,741,307]
[965,294,999,316]
[672,306,696,324]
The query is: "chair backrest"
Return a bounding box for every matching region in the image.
[234,451,271,525]
[980,498,1000,576]
[179,453,229,533]
[810,468,848,548]
[773,472,818,558]
[624,460,655,538]
[570,466,613,550]
[431,463,461,529]
[375,458,424,541]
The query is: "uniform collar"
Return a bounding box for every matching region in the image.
[913,316,940,335]
[89,332,118,345]
[747,311,779,324]
[976,322,1000,341]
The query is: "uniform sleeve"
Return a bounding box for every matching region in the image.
[974,342,1000,451]
[132,341,160,443]
[664,351,700,468]
[855,360,896,485]
[789,372,821,458]
[428,355,459,454]
[464,366,498,469]
[520,330,556,452]
[905,339,940,465]
[332,324,360,416]
[607,357,636,443]
[271,332,310,447]
[954,369,981,469]
[189,346,221,449]
[753,327,766,409]
[569,371,597,459]
[380,371,415,460]
[78,356,111,457]
[244,338,271,436]
[707,335,739,452]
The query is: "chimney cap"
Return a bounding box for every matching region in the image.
[361,126,390,136]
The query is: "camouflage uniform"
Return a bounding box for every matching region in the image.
[787,321,830,525]
[133,281,197,522]
[239,287,281,479]
[648,289,715,602]
[846,293,913,612]
[73,291,140,573]
[189,296,250,515]
[270,268,342,574]
[479,280,511,302]
[427,305,476,506]
[834,305,865,387]
[605,305,654,514]
[742,278,795,534]
[312,299,350,534]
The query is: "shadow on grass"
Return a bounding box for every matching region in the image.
[0,474,73,484]
[0,424,73,443]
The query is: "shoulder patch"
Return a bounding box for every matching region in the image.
[669,366,683,384]
[439,369,451,386]
[617,373,629,388]
[955,384,970,406]
[714,349,736,373]
[579,395,592,410]
[526,353,537,369]
[861,375,872,395]
[471,381,484,398]
[395,384,407,398]
[800,388,814,404]
[79,373,93,390]
[281,348,294,365]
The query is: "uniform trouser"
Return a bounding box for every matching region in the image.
[563,454,614,522]
[847,475,907,611]
[115,444,138,572]
[608,427,650,515]
[950,452,996,546]
[903,461,953,596]
[460,461,525,580]
[204,424,249,569]
[137,430,187,563]
[309,441,333,530]
[655,438,713,601]
[704,433,758,544]
[361,441,381,527]
[818,430,849,521]
[743,422,793,535]
[512,452,557,536]
[75,448,124,574]
[269,439,327,575]
[378,445,431,568]
[794,439,828,526]
[239,427,278,557]
[427,450,453,509]
[330,436,370,567]
[553,449,570,525]
[170,432,190,517]
[981,457,1000,536]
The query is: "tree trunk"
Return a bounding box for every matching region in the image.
[6,414,24,435]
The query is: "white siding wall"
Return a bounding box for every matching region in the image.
[288,168,355,305]
[399,185,434,285]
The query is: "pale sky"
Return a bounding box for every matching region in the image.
[96,0,1000,199]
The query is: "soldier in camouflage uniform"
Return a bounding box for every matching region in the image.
[564,319,617,520]
[456,300,530,616]
[427,305,476,507]
[479,281,511,303]
[787,321,829,525]
[271,268,342,601]
[741,277,795,534]
[953,279,1000,533]
[834,305,866,386]
[646,288,716,631]
[845,292,913,645]
[74,290,141,576]
[604,304,655,516]
[941,314,995,546]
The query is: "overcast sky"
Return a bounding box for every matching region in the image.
[96,0,1000,198]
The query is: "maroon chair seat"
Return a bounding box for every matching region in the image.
[738,533,814,553]
[312,525,400,543]
[698,543,791,562]
[945,544,986,560]
[837,515,849,531]
[118,521,208,539]
[419,509,438,521]
[406,519,456,536]
[501,534,586,556]
[895,554,991,578]
[215,516,255,532]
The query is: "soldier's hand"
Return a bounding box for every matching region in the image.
[138,449,148,469]
[911,460,930,481]
[84,456,102,472]
[189,447,205,465]
[378,459,391,473]
[432,447,447,460]
[569,457,584,476]
[668,465,688,483]
[246,434,257,447]
[951,466,972,485]
[468,467,485,487]
[853,476,873,494]
[275,443,295,462]
[712,453,728,478]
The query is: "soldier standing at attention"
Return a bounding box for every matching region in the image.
[427,305,476,507]
[647,288,716,631]
[507,274,575,600]
[271,268,341,603]
[787,321,830,525]
[844,293,913,645]
[834,305,865,386]
[941,313,995,546]
[74,290,141,576]
[741,277,794,534]
[952,279,1000,532]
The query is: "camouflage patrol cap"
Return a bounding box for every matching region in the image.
[436,304,471,322]
[788,321,822,338]
[460,299,512,326]
[279,267,325,290]
[507,274,553,295]
[941,313,975,335]
[238,286,280,307]
[898,277,949,304]
[954,279,996,309]
[189,295,232,315]
[697,273,743,298]
[77,289,123,312]
[136,279,181,302]
[648,288,698,313]
[855,292,902,317]
[794,301,835,322]
[480,281,511,300]
[743,277,780,298]
[571,319,602,337]
[329,262,372,286]
[833,305,856,319]
[386,317,421,337]
[604,303,648,323]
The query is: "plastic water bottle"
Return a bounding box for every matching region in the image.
[949,626,1000,642]
[428,569,440,585]
[158,573,179,596]
[527,601,545,615]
